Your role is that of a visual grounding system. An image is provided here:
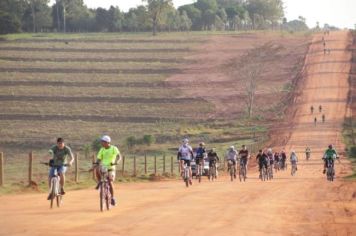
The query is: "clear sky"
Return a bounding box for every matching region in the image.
[50,0,355,29]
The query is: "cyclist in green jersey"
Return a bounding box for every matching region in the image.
[322,144,338,174]
[95,135,122,206]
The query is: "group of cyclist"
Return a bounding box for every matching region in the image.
[311,105,326,125]
[45,135,339,206]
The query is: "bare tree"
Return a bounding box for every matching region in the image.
[241,63,261,118]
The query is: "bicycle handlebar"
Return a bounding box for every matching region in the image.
[40,162,70,167]
[92,162,118,166]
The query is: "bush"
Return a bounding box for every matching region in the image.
[348,146,356,158]
[126,136,137,149]
[91,138,102,152]
[143,135,155,146]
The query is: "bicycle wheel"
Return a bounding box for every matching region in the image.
[230,167,233,181]
[243,166,246,182]
[50,178,56,209]
[56,195,62,208]
[99,183,104,212]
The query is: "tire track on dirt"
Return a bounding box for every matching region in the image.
[0,67,181,74]
[0,46,191,53]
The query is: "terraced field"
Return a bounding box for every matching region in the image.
[0,32,310,160]
[0,34,208,155]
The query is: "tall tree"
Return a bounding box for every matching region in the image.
[142,0,173,35]
[22,0,51,32]
[0,0,26,34]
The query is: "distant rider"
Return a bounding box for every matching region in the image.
[239,145,250,176]
[207,148,220,177]
[177,138,194,184]
[305,147,311,160]
[226,146,238,178]
[290,150,298,171]
[195,142,206,173]
[256,149,268,177]
[322,144,338,174]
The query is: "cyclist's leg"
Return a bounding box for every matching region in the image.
[108,171,115,197]
[180,159,184,175]
[58,166,67,193]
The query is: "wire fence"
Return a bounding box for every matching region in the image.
[0,137,267,187]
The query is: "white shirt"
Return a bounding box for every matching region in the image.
[178,145,193,160]
[290,153,298,162]
[226,150,238,161]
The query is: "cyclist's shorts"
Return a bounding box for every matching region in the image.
[49,166,67,177]
[209,160,216,167]
[240,158,248,165]
[195,157,204,165]
[228,159,236,166]
[182,159,191,166]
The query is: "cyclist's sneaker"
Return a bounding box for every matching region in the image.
[47,193,52,200]
[234,174,236,179]
[323,169,326,174]
[189,179,192,185]
[111,198,116,206]
[95,182,100,190]
[60,188,65,195]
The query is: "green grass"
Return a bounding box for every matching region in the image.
[342,118,356,179]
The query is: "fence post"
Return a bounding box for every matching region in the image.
[122,155,125,176]
[75,153,79,183]
[144,153,147,174]
[171,156,173,175]
[133,156,136,176]
[28,151,33,185]
[0,152,4,186]
[154,155,157,175]
[163,155,166,173]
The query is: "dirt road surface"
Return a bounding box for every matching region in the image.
[0,31,355,236]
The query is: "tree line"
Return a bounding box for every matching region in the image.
[0,0,309,35]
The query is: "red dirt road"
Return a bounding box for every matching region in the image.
[0,31,355,236]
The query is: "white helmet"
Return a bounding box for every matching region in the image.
[230,146,235,150]
[267,148,272,153]
[101,135,111,143]
[182,138,189,144]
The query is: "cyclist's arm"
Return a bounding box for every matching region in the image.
[177,152,181,161]
[115,152,122,164]
[67,147,75,166]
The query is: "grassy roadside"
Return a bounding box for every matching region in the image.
[342,118,356,180]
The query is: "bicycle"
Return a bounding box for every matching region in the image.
[326,159,334,181]
[195,158,204,183]
[208,161,217,181]
[182,162,191,187]
[291,161,297,176]
[274,161,280,172]
[239,160,247,182]
[267,162,273,180]
[259,165,268,181]
[227,160,236,181]
[306,152,311,161]
[93,162,117,211]
[41,162,69,209]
